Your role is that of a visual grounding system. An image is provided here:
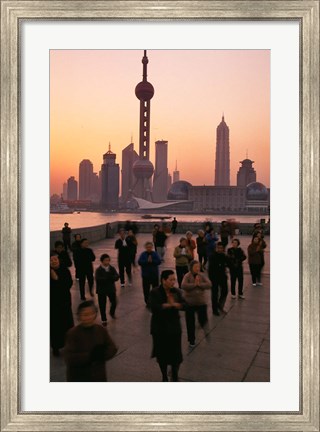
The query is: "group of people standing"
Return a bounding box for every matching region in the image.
[50,220,267,382]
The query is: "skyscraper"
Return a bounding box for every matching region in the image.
[237,159,257,187]
[101,145,119,210]
[173,160,180,183]
[214,116,230,186]
[167,173,172,192]
[153,140,168,202]
[79,159,94,200]
[132,50,154,200]
[67,176,78,200]
[121,142,139,202]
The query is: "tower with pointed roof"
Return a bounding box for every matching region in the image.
[132,50,155,200]
[101,143,119,209]
[214,115,230,186]
[173,160,180,183]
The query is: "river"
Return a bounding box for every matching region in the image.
[50,212,268,231]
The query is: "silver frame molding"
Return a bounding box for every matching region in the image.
[1,1,319,431]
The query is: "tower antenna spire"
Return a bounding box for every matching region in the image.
[246,148,248,158]
[142,49,148,81]
[109,142,111,152]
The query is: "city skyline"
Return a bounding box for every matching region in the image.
[50,50,270,195]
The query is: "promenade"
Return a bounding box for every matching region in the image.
[51,232,270,382]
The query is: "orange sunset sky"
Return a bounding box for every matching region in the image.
[50,50,270,195]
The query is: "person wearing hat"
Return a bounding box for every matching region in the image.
[181,260,212,349]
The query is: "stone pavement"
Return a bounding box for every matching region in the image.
[50,233,270,382]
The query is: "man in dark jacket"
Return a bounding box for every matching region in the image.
[227,239,247,299]
[95,254,119,325]
[114,230,132,287]
[138,242,161,305]
[62,222,72,251]
[208,242,230,316]
[77,238,96,300]
[53,240,72,268]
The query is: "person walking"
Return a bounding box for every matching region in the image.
[227,239,247,299]
[208,241,230,316]
[62,222,72,251]
[149,270,187,382]
[77,238,96,300]
[71,233,82,279]
[95,254,119,326]
[154,225,167,262]
[126,229,138,267]
[152,224,160,249]
[115,230,132,287]
[138,242,161,306]
[186,231,196,260]
[173,237,193,288]
[181,260,211,349]
[196,229,207,271]
[64,301,118,382]
[171,217,178,234]
[219,221,230,249]
[50,253,74,357]
[248,236,264,286]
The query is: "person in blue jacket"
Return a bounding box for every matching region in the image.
[138,241,161,306]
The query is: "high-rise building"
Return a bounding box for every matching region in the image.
[153,140,168,202]
[101,145,119,210]
[67,176,78,200]
[121,142,139,202]
[237,159,257,187]
[173,160,180,183]
[214,116,230,186]
[62,182,68,200]
[132,50,155,200]
[79,159,94,200]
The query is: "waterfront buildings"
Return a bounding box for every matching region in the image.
[132,50,155,200]
[121,143,139,203]
[62,182,68,200]
[214,116,230,186]
[67,176,78,201]
[100,145,120,210]
[153,140,169,202]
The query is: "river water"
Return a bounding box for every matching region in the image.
[50,212,268,231]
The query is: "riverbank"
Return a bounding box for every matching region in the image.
[50,220,270,249]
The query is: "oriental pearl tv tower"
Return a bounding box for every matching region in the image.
[132,50,154,201]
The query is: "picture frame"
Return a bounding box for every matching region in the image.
[1,1,319,431]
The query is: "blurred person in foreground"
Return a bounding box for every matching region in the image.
[181,260,212,349]
[149,270,187,382]
[95,254,119,326]
[50,253,74,357]
[64,301,118,382]
[138,242,161,306]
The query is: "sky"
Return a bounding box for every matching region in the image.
[50,49,270,195]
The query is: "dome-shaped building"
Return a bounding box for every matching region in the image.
[246,182,269,201]
[167,181,192,200]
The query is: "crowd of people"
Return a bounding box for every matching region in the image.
[50,220,268,382]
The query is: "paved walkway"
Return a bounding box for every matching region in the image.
[51,233,270,382]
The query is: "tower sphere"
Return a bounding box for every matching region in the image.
[132,159,154,179]
[135,81,154,101]
[246,182,268,201]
